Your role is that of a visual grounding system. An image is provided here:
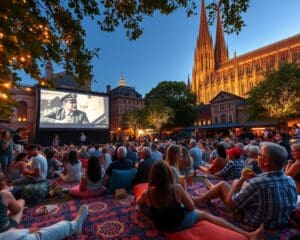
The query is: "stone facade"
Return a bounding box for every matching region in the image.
[210,91,247,125]
[0,86,36,141]
[195,91,247,127]
[192,0,300,104]
[108,78,144,133]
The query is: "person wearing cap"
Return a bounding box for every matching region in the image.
[214,147,244,180]
[41,94,89,124]
[193,142,297,229]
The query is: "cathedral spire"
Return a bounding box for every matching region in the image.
[198,0,212,48]
[187,74,191,90]
[214,3,228,67]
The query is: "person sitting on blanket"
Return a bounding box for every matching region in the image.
[12,144,48,186]
[0,172,25,233]
[137,161,263,238]
[102,146,133,187]
[213,147,244,180]
[193,142,297,229]
[199,144,228,175]
[68,156,104,197]
[0,204,88,240]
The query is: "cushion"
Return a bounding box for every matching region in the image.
[69,186,104,198]
[165,220,247,240]
[108,168,136,193]
[133,183,148,200]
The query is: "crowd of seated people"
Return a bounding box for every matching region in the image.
[0,128,299,239]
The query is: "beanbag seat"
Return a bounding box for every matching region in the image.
[108,168,136,193]
[133,183,148,199]
[69,186,105,198]
[165,220,247,240]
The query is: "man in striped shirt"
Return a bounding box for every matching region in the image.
[193,142,297,229]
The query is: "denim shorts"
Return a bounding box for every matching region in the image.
[173,210,199,231]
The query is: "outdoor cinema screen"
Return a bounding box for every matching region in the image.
[39,89,109,129]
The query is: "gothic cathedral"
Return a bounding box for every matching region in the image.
[192,0,300,104]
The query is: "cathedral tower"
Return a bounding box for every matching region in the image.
[214,4,228,67]
[192,0,215,104]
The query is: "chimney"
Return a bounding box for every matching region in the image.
[106,85,111,94]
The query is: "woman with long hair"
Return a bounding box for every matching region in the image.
[137,161,263,238]
[166,144,181,184]
[80,156,104,191]
[60,150,82,182]
[179,146,193,178]
[69,156,104,198]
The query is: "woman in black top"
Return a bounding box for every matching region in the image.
[137,161,263,238]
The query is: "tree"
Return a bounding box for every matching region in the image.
[145,100,173,133]
[145,81,197,127]
[247,63,300,124]
[122,109,145,137]
[207,0,250,34]
[0,0,250,118]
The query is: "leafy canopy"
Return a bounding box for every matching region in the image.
[0,0,250,118]
[144,81,197,127]
[247,63,300,121]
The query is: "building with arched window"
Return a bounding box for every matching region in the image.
[0,86,36,142]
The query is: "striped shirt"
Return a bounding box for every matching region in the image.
[218,159,244,180]
[232,171,297,228]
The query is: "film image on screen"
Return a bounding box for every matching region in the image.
[39,89,109,129]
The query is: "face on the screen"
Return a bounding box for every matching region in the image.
[63,99,77,112]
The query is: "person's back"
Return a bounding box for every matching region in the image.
[218,159,244,180]
[189,141,202,169]
[233,171,297,228]
[134,150,156,184]
[149,186,185,232]
[64,161,82,182]
[151,150,163,161]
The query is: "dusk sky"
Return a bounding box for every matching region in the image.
[21,0,300,96]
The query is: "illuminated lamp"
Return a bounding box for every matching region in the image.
[25,87,31,92]
[22,118,27,122]
[18,117,22,122]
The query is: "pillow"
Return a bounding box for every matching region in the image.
[165,220,246,240]
[108,168,136,194]
[133,183,148,200]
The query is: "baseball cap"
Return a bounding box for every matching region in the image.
[226,147,241,159]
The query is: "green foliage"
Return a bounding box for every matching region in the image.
[247,63,300,121]
[207,0,250,35]
[144,81,197,127]
[0,0,251,118]
[122,109,145,134]
[144,100,173,131]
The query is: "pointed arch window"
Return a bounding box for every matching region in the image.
[17,101,27,122]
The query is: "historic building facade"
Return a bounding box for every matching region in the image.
[107,78,144,136]
[192,0,300,104]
